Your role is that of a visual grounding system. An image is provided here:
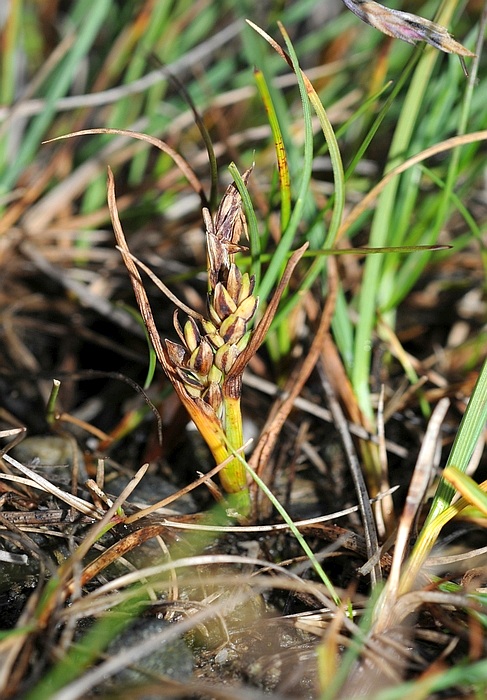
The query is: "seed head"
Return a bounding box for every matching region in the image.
[163,168,258,422]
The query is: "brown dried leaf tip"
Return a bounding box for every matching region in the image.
[166,169,258,418]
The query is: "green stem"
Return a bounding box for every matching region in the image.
[220,392,251,516]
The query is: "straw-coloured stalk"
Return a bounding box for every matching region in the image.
[108,166,307,518]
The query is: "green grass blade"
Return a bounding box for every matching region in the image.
[424,356,487,527]
[351,35,446,419]
[369,658,487,700]
[228,162,261,291]
[399,358,487,593]
[232,448,341,607]
[117,303,157,389]
[248,21,314,303]
[0,0,112,194]
[303,69,345,249]
[0,0,21,105]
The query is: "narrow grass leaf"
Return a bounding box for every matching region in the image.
[351,34,442,419]
[443,464,487,517]
[424,356,487,527]
[0,0,21,105]
[246,20,314,303]
[228,162,261,291]
[232,448,342,606]
[370,658,487,700]
[117,303,157,389]
[398,480,487,596]
[254,68,292,232]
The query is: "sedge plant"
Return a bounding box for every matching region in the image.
[107,161,307,519]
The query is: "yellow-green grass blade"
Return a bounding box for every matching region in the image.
[443,465,487,517]
[425,356,487,528]
[254,67,291,232]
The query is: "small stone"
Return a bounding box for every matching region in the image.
[11,435,87,484]
[103,617,194,695]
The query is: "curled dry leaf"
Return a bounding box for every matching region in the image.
[342,0,475,68]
